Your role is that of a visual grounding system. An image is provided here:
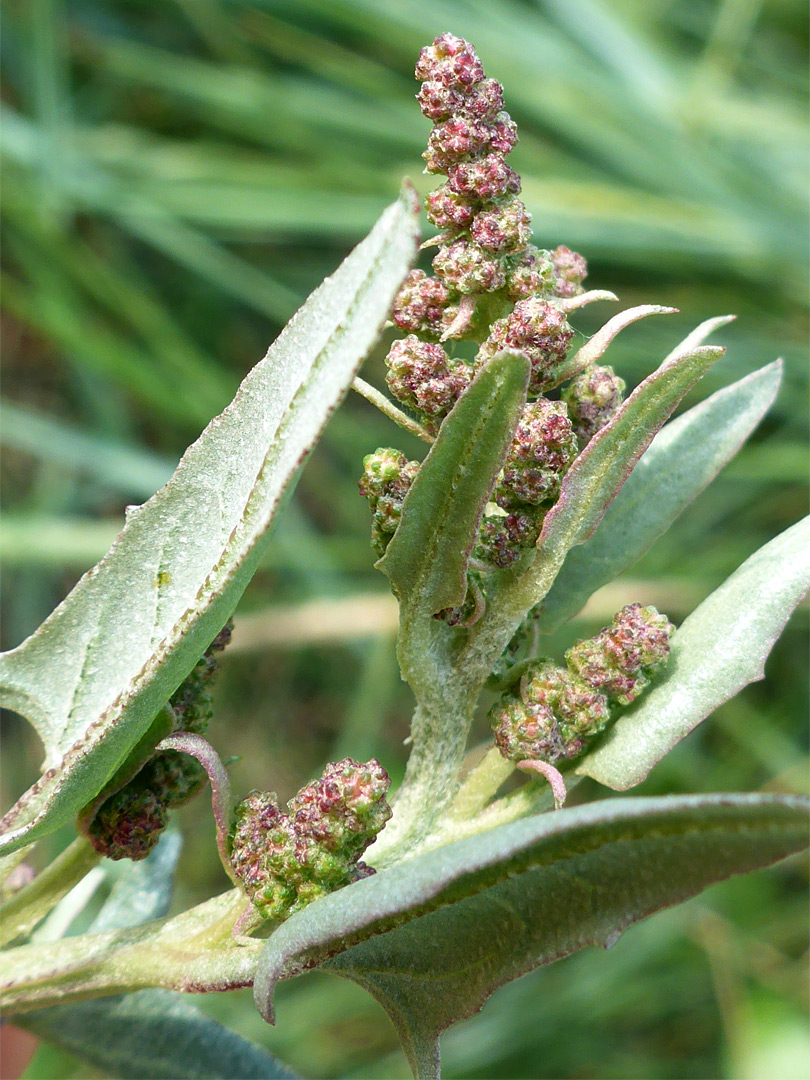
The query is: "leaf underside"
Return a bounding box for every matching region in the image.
[254,792,809,1080]
[21,990,298,1080]
[537,359,783,632]
[0,191,420,856]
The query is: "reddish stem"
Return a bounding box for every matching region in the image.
[517,758,567,810]
[156,732,238,885]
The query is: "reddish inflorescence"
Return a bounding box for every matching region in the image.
[229,758,392,922]
[362,36,622,619]
[84,621,233,860]
[566,603,675,706]
[477,298,574,395]
[384,335,472,434]
[495,399,578,509]
[490,605,674,769]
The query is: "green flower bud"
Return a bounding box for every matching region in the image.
[475,509,542,568]
[359,448,420,556]
[229,759,392,922]
[562,364,625,445]
[140,749,207,810]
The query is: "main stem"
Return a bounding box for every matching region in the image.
[0,838,100,948]
[1,888,261,1015]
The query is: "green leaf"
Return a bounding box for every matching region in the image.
[371,351,529,853]
[461,339,726,685]
[322,793,808,1080]
[253,794,808,1062]
[0,191,419,856]
[578,515,810,789]
[537,342,725,564]
[378,350,530,615]
[19,990,299,1080]
[537,359,783,632]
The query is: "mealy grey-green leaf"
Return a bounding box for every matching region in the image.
[253,793,809,1031]
[536,342,725,563]
[378,349,529,615]
[460,339,726,683]
[20,990,298,1080]
[0,190,419,856]
[579,514,810,789]
[323,793,808,1080]
[537,359,782,632]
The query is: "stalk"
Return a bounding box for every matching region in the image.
[0,838,100,948]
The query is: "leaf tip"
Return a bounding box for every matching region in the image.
[399,178,422,221]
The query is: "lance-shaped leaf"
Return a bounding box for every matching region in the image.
[322,793,808,1080]
[0,191,420,856]
[537,360,783,633]
[464,340,728,676]
[544,304,676,387]
[253,793,809,1060]
[20,990,299,1080]
[538,342,725,560]
[378,350,529,615]
[579,515,810,790]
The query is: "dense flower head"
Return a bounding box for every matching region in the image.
[495,399,578,508]
[288,758,392,860]
[392,268,453,337]
[447,155,521,200]
[230,759,391,922]
[522,662,611,740]
[475,509,542,568]
[385,335,472,431]
[550,245,588,298]
[432,238,507,293]
[471,196,532,253]
[425,185,478,231]
[490,661,609,766]
[415,33,486,89]
[562,364,626,445]
[490,694,582,765]
[423,115,494,172]
[86,785,169,861]
[476,298,574,395]
[504,246,555,300]
[359,448,420,556]
[566,604,675,705]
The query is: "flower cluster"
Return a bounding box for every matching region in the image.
[490,605,674,765]
[358,448,420,557]
[86,621,233,860]
[566,603,675,706]
[229,758,392,922]
[362,35,628,597]
[562,364,626,447]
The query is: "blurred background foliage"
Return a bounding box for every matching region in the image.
[1,1,807,1077]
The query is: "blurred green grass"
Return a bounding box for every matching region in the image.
[2,2,808,1078]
